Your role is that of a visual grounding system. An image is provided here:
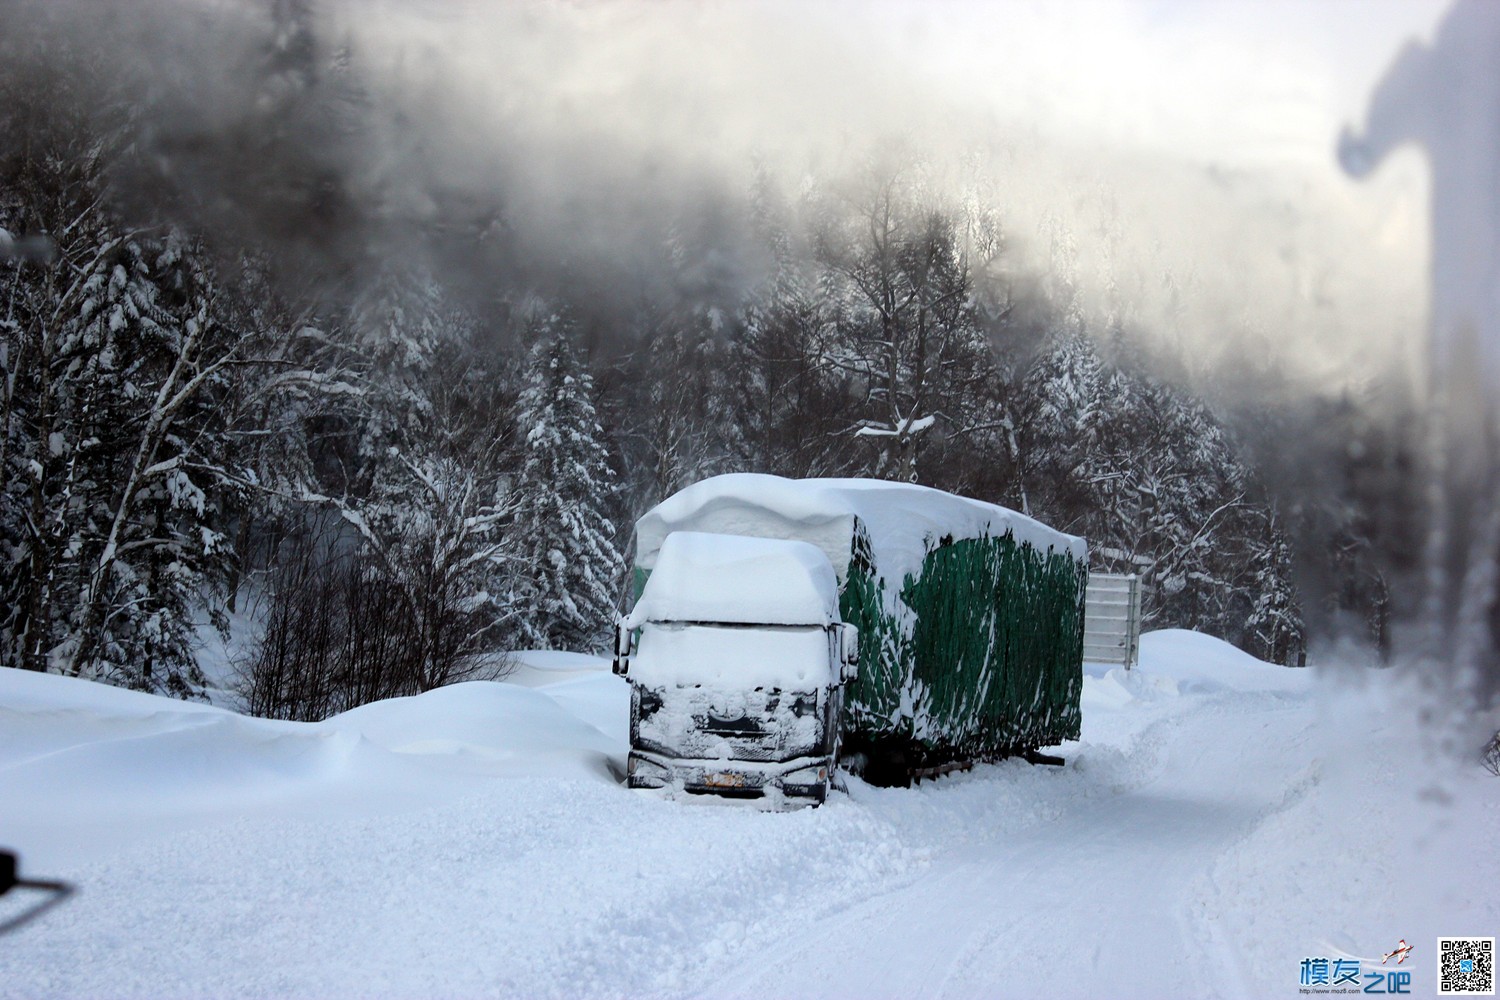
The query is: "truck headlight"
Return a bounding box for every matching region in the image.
[778,762,830,800]
[634,686,664,719]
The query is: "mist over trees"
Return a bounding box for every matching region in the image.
[0,0,1424,716]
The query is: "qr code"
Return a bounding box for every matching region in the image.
[1440,937,1496,995]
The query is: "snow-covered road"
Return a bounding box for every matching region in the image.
[2,633,1495,999]
[704,683,1315,1000]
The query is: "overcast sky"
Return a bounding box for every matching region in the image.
[355,0,1447,390]
[877,0,1448,169]
[856,0,1450,390]
[85,0,1431,394]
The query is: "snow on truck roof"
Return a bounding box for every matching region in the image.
[623,531,841,628]
[635,474,1085,587]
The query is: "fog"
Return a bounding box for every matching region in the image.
[306,0,1444,390]
[2,0,1444,390]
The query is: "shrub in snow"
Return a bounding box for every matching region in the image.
[240,503,516,722]
[246,329,524,715]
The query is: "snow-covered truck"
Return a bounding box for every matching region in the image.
[612,530,858,805]
[624,475,1088,789]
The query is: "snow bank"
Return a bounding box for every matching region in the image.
[622,530,840,628]
[322,679,620,762]
[634,474,1085,588]
[506,649,612,688]
[510,650,611,672]
[1081,664,1181,709]
[0,663,229,718]
[1139,628,1312,693]
[1079,629,1310,707]
[0,666,628,870]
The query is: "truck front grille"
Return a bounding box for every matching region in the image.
[632,685,825,763]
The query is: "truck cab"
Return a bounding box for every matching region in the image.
[613,531,857,806]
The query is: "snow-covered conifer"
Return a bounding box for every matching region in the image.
[1245,511,1306,665]
[1021,328,1304,656]
[512,325,624,651]
[0,210,241,693]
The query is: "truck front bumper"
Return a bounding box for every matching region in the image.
[627,749,832,804]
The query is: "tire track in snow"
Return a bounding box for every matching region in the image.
[687,686,1318,1000]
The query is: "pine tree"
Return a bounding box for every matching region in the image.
[512,326,624,651]
[1244,510,1307,665]
[344,257,444,486]
[1020,328,1306,660]
[0,207,242,693]
[1019,331,1114,532]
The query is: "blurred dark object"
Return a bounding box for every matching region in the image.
[0,228,57,264]
[0,849,74,935]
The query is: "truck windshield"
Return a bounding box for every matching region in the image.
[629,624,833,690]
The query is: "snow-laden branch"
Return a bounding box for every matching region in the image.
[853,414,937,439]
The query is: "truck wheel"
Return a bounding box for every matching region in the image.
[863,749,911,788]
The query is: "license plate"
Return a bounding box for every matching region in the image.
[704,772,746,788]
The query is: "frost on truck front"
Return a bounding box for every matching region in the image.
[613,532,857,806]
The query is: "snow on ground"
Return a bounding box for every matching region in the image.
[2,631,1496,999]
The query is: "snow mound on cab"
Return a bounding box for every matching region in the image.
[623,530,840,627]
[634,474,1084,587]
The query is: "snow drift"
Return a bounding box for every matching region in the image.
[2,633,1495,1000]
